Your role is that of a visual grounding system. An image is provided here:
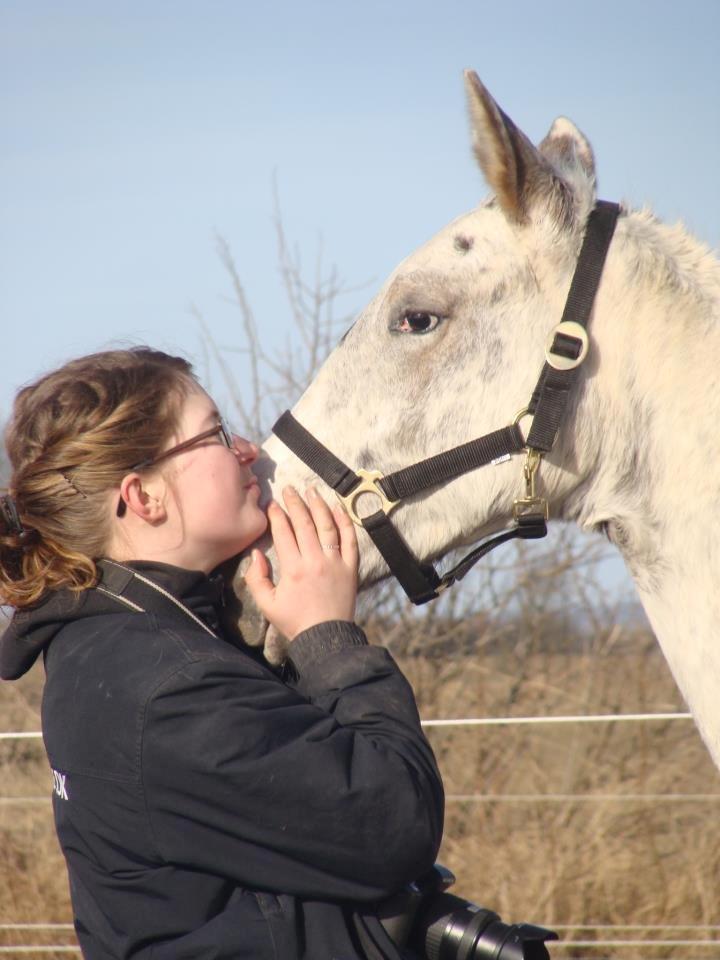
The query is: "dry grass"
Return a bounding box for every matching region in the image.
[0,661,75,954]
[364,570,720,959]
[396,645,720,957]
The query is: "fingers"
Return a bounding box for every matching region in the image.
[306,486,341,550]
[333,504,359,569]
[243,548,276,613]
[269,484,357,572]
[265,498,300,565]
[281,484,342,554]
[251,485,359,641]
[282,486,326,556]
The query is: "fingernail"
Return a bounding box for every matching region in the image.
[284,485,297,497]
[306,485,318,499]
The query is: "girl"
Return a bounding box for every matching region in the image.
[0,347,443,960]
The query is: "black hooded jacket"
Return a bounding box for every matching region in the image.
[0,561,444,959]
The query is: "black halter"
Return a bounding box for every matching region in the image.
[272,201,620,604]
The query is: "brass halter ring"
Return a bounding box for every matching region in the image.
[512,406,534,445]
[336,469,399,526]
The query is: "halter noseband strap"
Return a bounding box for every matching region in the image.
[272,412,533,602]
[271,201,620,604]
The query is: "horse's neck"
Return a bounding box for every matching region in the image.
[566,209,720,766]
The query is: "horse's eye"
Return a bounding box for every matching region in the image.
[396,312,441,334]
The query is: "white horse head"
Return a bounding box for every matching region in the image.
[244,72,720,767]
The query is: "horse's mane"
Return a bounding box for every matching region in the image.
[621,206,720,309]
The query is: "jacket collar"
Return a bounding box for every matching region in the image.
[0,560,225,681]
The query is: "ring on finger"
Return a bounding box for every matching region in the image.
[320,543,341,551]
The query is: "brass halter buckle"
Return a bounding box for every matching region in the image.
[512,448,549,521]
[337,469,399,526]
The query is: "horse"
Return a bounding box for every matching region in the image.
[236,71,720,770]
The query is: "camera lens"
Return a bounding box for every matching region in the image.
[415,892,557,960]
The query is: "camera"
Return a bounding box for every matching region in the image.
[379,865,558,960]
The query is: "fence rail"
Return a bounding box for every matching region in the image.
[422,712,694,726]
[0,712,697,742]
[2,937,720,955]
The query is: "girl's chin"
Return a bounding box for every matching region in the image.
[238,510,270,553]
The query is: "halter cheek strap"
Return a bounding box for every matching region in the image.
[271,201,620,605]
[526,200,621,451]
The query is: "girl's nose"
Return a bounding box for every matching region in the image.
[232,435,259,465]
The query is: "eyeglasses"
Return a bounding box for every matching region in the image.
[116,418,236,517]
[127,418,236,472]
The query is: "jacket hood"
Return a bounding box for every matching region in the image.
[0,561,224,681]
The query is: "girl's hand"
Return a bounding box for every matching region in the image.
[244,485,359,641]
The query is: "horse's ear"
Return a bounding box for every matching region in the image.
[464,70,555,223]
[539,116,596,184]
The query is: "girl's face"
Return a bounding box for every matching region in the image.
[158,387,267,572]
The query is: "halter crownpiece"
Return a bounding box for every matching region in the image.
[272,201,620,604]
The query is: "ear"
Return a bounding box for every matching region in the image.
[118,474,167,524]
[464,70,553,223]
[463,71,587,226]
[539,116,596,185]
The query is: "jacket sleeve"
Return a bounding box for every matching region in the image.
[140,621,444,902]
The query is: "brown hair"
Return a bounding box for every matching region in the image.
[0,348,197,609]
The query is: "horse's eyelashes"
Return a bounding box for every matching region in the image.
[395,312,442,334]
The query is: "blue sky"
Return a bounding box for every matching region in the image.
[3,0,718,427]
